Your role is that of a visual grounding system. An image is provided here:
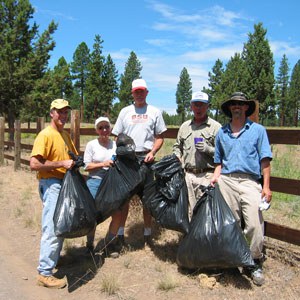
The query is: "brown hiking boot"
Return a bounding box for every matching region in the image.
[37,274,67,289]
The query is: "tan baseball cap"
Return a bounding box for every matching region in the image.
[50,99,71,110]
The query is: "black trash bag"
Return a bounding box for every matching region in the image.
[95,136,143,223]
[151,153,182,178]
[115,133,136,160]
[145,154,190,234]
[176,184,255,270]
[53,167,97,238]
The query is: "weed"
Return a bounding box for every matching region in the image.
[157,274,178,291]
[123,257,132,269]
[14,207,23,217]
[100,273,120,295]
[24,217,34,228]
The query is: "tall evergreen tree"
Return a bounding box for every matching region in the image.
[51,56,73,100]
[176,67,192,123]
[276,54,290,126]
[242,22,275,124]
[117,51,142,109]
[289,60,300,127]
[70,42,90,119]
[0,0,57,136]
[85,34,105,122]
[204,59,224,121]
[102,54,119,121]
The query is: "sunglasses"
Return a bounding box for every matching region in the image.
[97,125,110,130]
[229,101,246,106]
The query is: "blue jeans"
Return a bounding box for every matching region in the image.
[37,178,64,276]
[86,177,102,199]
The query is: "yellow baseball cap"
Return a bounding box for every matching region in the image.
[50,99,71,110]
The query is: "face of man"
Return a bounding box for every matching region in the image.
[132,89,148,108]
[229,101,249,118]
[50,107,70,130]
[191,101,209,122]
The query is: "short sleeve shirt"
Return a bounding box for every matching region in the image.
[112,104,167,152]
[214,119,272,180]
[30,126,78,179]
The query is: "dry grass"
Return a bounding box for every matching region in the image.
[0,158,300,299]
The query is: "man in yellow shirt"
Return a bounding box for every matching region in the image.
[30,99,77,289]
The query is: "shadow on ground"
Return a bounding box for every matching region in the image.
[55,246,104,292]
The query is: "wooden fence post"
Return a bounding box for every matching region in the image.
[37,117,45,133]
[70,110,80,152]
[0,117,4,165]
[14,120,21,171]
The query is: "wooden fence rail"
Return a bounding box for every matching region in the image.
[0,113,299,246]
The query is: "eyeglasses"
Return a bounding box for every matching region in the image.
[229,101,246,106]
[97,125,110,130]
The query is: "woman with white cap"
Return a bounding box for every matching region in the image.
[83,116,121,258]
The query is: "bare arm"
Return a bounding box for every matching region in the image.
[30,155,74,171]
[144,134,164,163]
[210,164,222,186]
[84,160,114,171]
[261,157,272,203]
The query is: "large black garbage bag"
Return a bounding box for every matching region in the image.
[176,185,255,269]
[53,168,97,238]
[95,134,143,223]
[115,133,136,160]
[145,154,190,234]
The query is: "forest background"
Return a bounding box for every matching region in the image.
[1,0,300,134]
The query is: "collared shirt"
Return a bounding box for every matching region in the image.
[173,117,221,170]
[214,119,272,180]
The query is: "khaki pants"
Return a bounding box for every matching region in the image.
[185,171,214,219]
[217,174,264,259]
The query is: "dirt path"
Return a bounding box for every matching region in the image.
[0,165,299,300]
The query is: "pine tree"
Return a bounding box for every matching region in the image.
[176,67,192,123]
[0,0,57,138]
[117,51,142,109]
[70,42,90,119]
[276,54,290,126]
[101,54,119,120]
[289,60,300,127]
[51,57,73,100]
[85,35,105,122]
[242,22,275,124]
[204,59,225,121]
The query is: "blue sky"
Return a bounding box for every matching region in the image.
[31,0,300,114]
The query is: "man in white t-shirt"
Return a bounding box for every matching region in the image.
[112,78,167,249]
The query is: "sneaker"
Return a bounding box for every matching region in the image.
[37,274,67,289]
[115,235,126,252]
[143,235,153,251]
[251,267,265,286]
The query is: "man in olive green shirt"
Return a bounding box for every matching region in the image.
[173,91,221,217]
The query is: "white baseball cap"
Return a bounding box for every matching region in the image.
[191,91,209,104]
[132,78,147,91]
[94,116,111,129]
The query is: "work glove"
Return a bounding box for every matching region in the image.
[195,141,214,155]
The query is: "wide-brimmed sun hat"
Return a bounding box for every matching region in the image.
[221,92,256,117]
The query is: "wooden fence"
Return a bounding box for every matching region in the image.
[0,112,300,246]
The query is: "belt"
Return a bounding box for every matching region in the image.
[223,173,255,180]
[135,151,150,155]
[185,167,214,174]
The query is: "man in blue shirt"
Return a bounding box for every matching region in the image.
[211,92,272,286]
